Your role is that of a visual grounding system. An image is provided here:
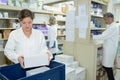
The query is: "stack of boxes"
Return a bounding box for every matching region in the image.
[55,54,86,80]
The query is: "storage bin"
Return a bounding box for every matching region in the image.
[0,61,65,80]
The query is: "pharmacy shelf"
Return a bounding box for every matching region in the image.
[0,17,18,20]
[32,22,45,24]
[53,11,66,16]
[32,9,53,14]
[44,0,72,5]
[91,14,103,18]
[0,4,21,11]
[58,41,64,45]
[92,0,108,5]
[0,28,18,30]
[0,4,67,15]
[91,28,106,30]
[57,35,66,37]
[0,4,53,14]
[57,28,65,30]
[0,38,8,41]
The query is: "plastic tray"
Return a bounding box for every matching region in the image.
[0,61,65,80]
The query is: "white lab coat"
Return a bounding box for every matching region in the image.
[93,22,119,67]
[47,25,59,54]
[4,28,52,63]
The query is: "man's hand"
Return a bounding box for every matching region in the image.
[18,56,24,69]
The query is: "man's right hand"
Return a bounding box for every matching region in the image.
[18,56,24,69]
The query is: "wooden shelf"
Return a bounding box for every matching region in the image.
[57,20,66,22]
[91,14,103,18]
[0,4,67,15]
[57,35,65,37]
[53,11,66,15]
[32,9,53,14]
[33,22,45,24]
[58,41,64,45]
[0,38,8,40]
[0,4,53,14]
[0,4,21,11]
[0,28,18,30]
[0,17,18,20]
[57,28,65,30]
[91,28,106,30]
[92,0,108,5]
[44,0,71,5]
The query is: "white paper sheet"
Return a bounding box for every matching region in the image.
[78,4,87,15]
[65,10,75,42]
[79,15,88,28]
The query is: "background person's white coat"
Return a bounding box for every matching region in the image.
[47,24,59,54]
[93,22,119,67]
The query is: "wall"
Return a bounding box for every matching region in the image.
[107,0,120,22]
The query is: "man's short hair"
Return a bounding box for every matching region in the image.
[103,12,114,19]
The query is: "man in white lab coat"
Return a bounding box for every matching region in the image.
[92,12,119,80]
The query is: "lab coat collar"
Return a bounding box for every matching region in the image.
[106,22,115,29]
[20,27,34,39]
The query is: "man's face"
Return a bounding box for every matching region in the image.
[103,17,113,24]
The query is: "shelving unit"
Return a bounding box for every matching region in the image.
[54,13,66,53]
[63,0,108,80]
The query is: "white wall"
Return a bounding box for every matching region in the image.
[108,0,120,22]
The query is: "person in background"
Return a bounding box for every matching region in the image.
[46,16,59,60]
[92,12,119,80]
[4,9,52,69]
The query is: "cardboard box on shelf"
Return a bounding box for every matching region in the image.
[3,30,11,39]
[61,4,68,13]
[55,54,74,64]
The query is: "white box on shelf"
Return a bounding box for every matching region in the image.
[55,54,74,64]
[66,67,76,80]
[70,61,79,69]
[24,53,49,68]
[75,67,86,80]
[3,12,8,18]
